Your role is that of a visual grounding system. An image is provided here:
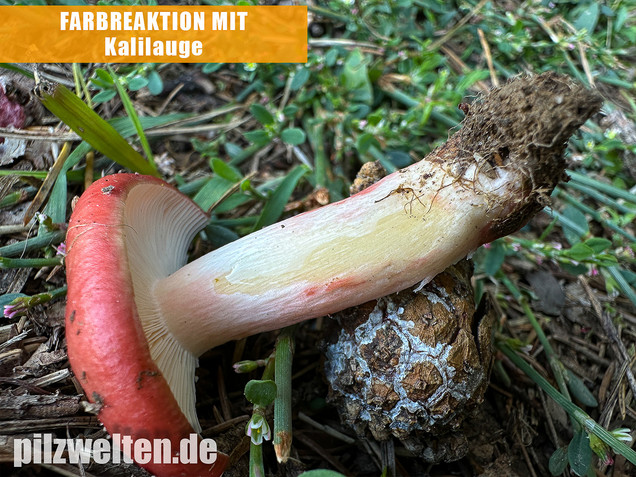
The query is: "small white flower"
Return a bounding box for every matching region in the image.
[246,414,271,445]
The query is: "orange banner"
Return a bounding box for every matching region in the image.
[0,6,307,63]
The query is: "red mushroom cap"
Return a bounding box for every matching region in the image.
[65,174,228,476]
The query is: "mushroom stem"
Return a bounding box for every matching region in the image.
[156,72,602,357]
[157,147,509,356]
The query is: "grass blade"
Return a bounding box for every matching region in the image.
[108,66,155,166]
[252,165,309,231]
[34,79,159,177]
[274,326,296,463]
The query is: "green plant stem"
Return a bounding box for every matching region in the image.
[0,188,37,208]
[564,182,636,215]
[606,266,636,309]
[305,118,328,189]
[379,85,459,128]
[499,274,572,401]
[498,342,636,466]
[248,357,275,477]
[249,440,264,477]
[4,286,68,318]
[567,170,636,204]
[544,206,589,237]
[0,256,63,269]
[0,170,85,181]
[556,189,636,243]
[0,230,66,258]
[274,325,296,463]
[307,5,350,22]
[72,63,92,106]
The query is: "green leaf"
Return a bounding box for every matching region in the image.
[210,158,242,183]
[281,127,306,145]
[484,240,506,276]
[290,68,310,91]
[204,224,239,248]
[253,165,308,231]
[573,2,599,35]
[386,150,412,169]
[561,262,589,276]
[250,103,275,126]
[127,75,148,91]
[342,49,373,104]
[583,237,612,254]
[244,129,272,146]
[561,205,589,244]
[90,77,114,89]
[356,133,381,155]
[615,6,628,31]
[0,230,65,258]
[192,176,233,212]
[456,70,490,94]
[607,266,636,309]
[244,380,277,407]
[147,70,164,95]
[282,105,299,117]
[594,254,618,267]
[94,68,114,85]
[92,89,117,104]
[213,191,252,214]
[568,430,592,477]
[565,369,598,408]
[563,243,595,261]
[325,48,338,67]
[1,293,28,309]
[549,446,569,476]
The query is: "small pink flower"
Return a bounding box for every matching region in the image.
[483,243,491,249]
[3,305,18,319]
[233,360,258,373]
[551,242,562,250]
[3,298,28,318]
[55,242,67,257]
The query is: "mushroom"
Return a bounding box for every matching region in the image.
[64,73,601,475]
[65,175,227,476]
